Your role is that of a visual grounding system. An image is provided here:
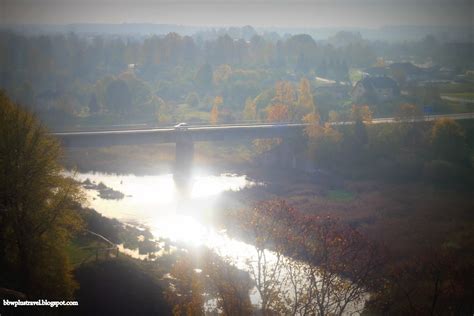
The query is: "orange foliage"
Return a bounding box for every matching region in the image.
[210,96,223,124]
[266,104,289,123]
[351,104,373,122]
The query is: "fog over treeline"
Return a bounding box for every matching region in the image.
[1,23,473,42]
[1,25,472,128]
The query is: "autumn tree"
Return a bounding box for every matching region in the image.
[203,250,253,315]
[166,257,205,316]
[213,64,232,85]
[395,103,422,122]
[0,92,83,299]
[289,216,382,316]
[430,118,469,165]
[167,249,254,316]
[394,103,424,148]
[367,250,473,315]
[303,99,342,169]
[351,104,372,147]
[155,96,173,125]
[269,81,296,122]
[235,201,295,315]
[296,77,316,121]
[304,115,342,168]
[229,200,382,316]
[243,97,257,122]
[210,96,223,125]
[257,87,290,153]
[266,104,289,123]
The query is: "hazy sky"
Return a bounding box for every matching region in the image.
[1,0,473,28]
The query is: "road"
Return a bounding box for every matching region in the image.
[52,112,474,137]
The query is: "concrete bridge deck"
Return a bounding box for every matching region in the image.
[53,112,474,148]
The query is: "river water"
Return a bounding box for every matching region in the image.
[70,169,365,314]
[71,170,268,267]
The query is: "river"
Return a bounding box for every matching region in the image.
[70,169,365,314]
[71,169,265,264]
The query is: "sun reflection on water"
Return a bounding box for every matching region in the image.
[71,171,257,251]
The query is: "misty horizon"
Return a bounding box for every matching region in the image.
[1,0,473,28]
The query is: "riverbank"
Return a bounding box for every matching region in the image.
[63,144,474,314]
[215,170,474,261]
[65,142,474,263]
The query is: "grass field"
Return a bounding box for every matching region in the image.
[442,92,474,100]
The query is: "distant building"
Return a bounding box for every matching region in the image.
[351,76,399,102]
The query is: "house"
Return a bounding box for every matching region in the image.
[351,76,399,102]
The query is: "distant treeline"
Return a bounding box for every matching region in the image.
[0,30,472,126]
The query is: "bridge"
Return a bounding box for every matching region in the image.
[53,123,306,147]
[54,123,306,175]
[53,112,474,173]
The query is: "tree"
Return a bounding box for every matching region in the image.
[289,216,381,316]
[243,97,257,121]
[295,52,309,74]
[395,103,422,122]
[195,63,213,90]
[185,92,200,108]
[0,92,83,298]
[88,93,100,114]
[203,250,253,315]
[272,81,296,121]
[155,96,173,125]
[296,77,316,121]
[351,104,372,147]
[213,64,232,85]
[230,200,381,316]
[303,111,322,139]
[367,250,473,315]
[166,257,205,316]
[210,96,223,124]
[430,118,469,165]
[167,249,254,316]
[394,103,424,148]
[105,79,132,116]
[266,104,289,123]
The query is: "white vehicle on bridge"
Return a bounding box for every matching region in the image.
[174,122,188,131]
